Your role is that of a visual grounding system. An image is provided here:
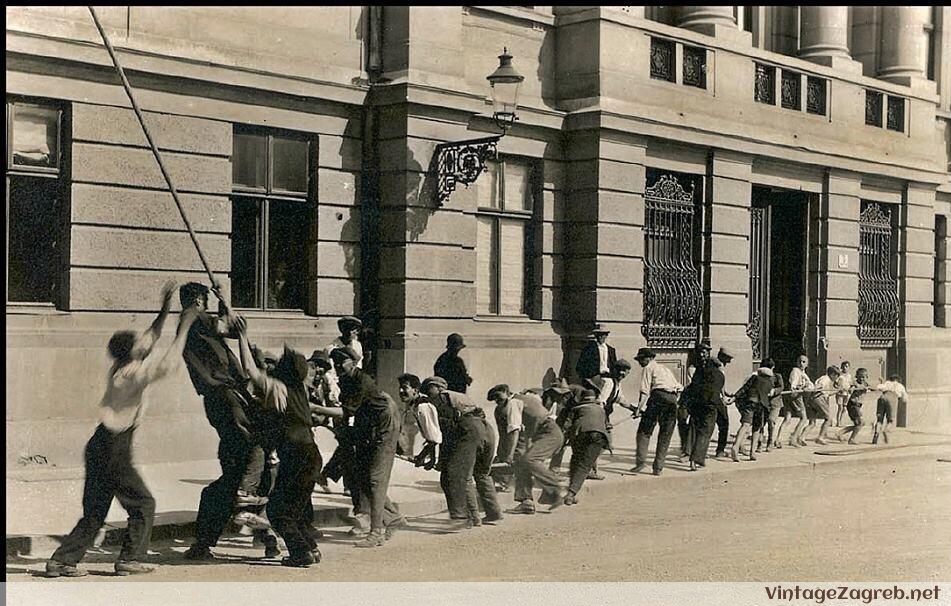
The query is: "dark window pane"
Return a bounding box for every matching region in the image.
[886,96,905,132]
[806,77,827,115]
[233,133,267,189]
[231,197,261,308]
[865,90,883,127]
[271,137,309,193]
[7,176,59,303]
[780,70,800,110]
[650,38,675,82]
[12,104,59,169]
[266,199,309,310]
[682,46,706,89]
[754,63,775,105]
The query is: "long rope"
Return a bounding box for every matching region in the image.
[87,7,223,303]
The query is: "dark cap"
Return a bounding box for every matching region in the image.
[447,333,466,349]
[615,359,633,371]
[275,345,308,384]
[717,346,736,360]
[421,376,448,392]
[337,316,363,332]
[543,377,571,395]
[308,350,332,370]
[486,384,510,401]
[633,347,656,361]
[329,346,360,365]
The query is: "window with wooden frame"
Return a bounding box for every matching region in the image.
[231,127,314,311]
[6,98,66,306]
[475,156,538,317]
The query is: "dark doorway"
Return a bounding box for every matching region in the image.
[749,187,810,379]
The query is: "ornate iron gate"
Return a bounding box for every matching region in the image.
[746,203,770,362]
[642,174,703,349]
[858,202,900,348]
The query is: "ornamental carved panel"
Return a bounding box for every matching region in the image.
[806,77,827,115]
[682,46,706,89]
[650,37,675,82]
[755,63,775,105]
[781,70,800,110]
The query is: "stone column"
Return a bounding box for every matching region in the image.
[799,6,862,74]
[878,6,932,89]
[678,6,751,44]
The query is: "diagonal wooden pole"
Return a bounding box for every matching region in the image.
[87,6,225,304]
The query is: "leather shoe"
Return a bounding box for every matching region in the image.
[114,560,155,576]
[44,560,88,578]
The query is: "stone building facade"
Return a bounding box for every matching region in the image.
[6,6,951,467]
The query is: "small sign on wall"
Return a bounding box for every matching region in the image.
[837,254,849,269]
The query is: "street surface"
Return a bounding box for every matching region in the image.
[7,453,950,582]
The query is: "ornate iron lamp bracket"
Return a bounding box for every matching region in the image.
[433,135,501,206]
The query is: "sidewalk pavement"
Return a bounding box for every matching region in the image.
[8,418,951,559]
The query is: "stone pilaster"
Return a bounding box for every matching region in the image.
[798,6,862,74]
[810,170,862,373]
[936,215,951,328]
[705,150,753,382]
[562,125,647,378]
[896,183,938,385]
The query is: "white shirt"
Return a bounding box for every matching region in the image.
[99,355,175,433]
[414,399,443,444]
[325,337,363,369]
[789,367,814,391]
[877,380,907,400]
[597,342,610,374]
[596,377,627,407]
[639,360,684,396]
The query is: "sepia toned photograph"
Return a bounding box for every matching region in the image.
[5,5,951,604]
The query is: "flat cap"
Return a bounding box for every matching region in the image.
[421,376,448,391]
[717,346,736,360]
[337,315,363,331]
[329,346,360,364]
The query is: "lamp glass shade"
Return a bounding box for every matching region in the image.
[487,48,524,130]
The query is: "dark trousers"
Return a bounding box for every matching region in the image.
[514,421,564,502]
[689,405,718,465]
[635,391,679,472]
[567,431,608,494]
[677,403,692,455]
[52,425,155,566]
[354,443,401,530]
[323,426,356,506]
[440,415,500,519]
[465,418,502,519]
[715,402,730,454]
[194,388,257,548]
[267,442,319,558]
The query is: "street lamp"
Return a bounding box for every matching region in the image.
[433,48,525,205]
[487,47,525,133]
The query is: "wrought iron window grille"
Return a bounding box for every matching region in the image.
[642,174,703,349]
[806,76,827,116]
[650,37,676,82]
[682,45,707,89]
[754,63,775,105]
[858,202,899,348]
[780,70,801,110]
[865,90,883,127]
[746,206,767,361]
[886,96,905,132]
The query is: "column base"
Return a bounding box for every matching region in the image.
[683,23,752,45]
[801,55,863,76]
[876,74,937,94]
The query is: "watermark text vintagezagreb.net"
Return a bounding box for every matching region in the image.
[765,585,942,604]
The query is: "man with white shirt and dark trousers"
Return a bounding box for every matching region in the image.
[46,282,198,578]
[630,348,684,476]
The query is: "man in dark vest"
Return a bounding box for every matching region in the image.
[689,346,734,471]
[434,333,473,393]
[178,282,268,561]
[575,323,617,382]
